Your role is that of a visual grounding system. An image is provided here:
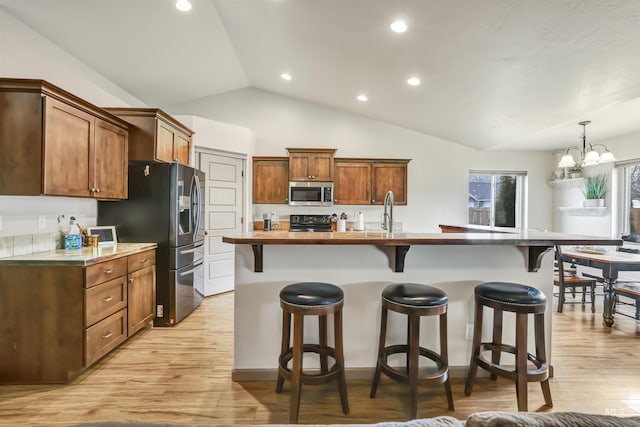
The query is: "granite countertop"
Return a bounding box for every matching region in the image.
[0,242,157,266]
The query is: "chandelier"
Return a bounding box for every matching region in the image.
[557,121,616,168]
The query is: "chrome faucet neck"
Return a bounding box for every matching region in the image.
[382,190,394,233]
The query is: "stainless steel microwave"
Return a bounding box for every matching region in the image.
[288,181,334,206]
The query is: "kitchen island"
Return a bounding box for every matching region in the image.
[222,229,620,381]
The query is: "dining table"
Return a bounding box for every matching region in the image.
[561,246,640,326]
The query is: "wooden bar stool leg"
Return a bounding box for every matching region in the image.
[370,306,388,398]
[440,312,454,411]
[408,313,420,419]
[319,315,329,374]
[276,311,291,393]
[515,313,528,412]
[590,284,596,313]
[535,312,553,408]
[490,308,503,380]
[465,300,483,395]
[290,312,304,424]
[334,309,349,415]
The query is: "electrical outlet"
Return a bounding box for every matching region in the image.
[0,215,3,231]
[157,305,164,317]
[38,215,47,230]
[465,324,474,340]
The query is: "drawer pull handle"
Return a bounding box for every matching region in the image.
[138,258,147,263]
[129,278,135,283]
[102,296,113,302]
[103,268,115,274]
[102,331,113,339]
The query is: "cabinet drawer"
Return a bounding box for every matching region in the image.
[128,250,155,274]
[85,308,127,366]
[85,276,127,327]
[85,258,127,288]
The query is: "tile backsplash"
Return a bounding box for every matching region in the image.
[0,232,63,259]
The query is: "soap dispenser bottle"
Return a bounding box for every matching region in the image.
[64,216,83,250]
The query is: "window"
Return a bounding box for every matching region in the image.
[617,160,640,239]
[468,171,526,228]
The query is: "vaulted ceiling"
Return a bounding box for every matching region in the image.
[1,0,639,151]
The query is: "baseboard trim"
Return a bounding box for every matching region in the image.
[232,365,472,382]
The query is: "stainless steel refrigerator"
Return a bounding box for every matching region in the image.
[98,161,205,326]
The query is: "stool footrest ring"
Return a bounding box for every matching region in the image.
[278,344,344,386]
[476,342,549,382]
[378,344,449,384]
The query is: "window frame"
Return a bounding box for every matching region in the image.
[615,158,640,238]
[468,170,527,229]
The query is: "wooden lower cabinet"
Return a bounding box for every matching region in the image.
[0,248,156,384]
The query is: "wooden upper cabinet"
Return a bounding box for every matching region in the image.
[334,162,372,205]
[0,78,129,199]
[287,148,336,181]
[372,161,408,205]
[105,108,193,165]
[253,157,289,204]
[93,119,128,199]
[334,159,410,205]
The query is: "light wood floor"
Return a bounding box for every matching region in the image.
[1,291,639,425]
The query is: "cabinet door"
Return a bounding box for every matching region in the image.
[175,132,191,164]
[372,162,408,205]
[43,97,92,197]
[127,265,156,336]
[156,120,175,162]
[308,153,334,181]
[253,158,289,204]
[93,119,128,199]
[334,162,372,205]
[288,154,309,181]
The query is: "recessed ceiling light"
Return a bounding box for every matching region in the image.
[407,77,421,86]
[390,20,407,33]
[176,0,192,11]
[280,73,292,81]
[357,94,368,102]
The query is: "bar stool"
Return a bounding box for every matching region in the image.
[370,283,454,419]
[464,282,552,412]
[276,282,349,423]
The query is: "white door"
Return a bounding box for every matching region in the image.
[198,151,245,296]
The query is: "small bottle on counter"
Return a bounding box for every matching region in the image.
[263,212,271,231]
[64,216,83,250]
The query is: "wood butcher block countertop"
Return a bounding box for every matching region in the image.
[222,229,622,247]
[222,226,622,273]
[0,242,157,266]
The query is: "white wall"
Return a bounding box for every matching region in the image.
[551,131,640,236]
[168,88,556,232]
[0,8,143,243]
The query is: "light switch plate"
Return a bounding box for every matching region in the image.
[38,215,47,230]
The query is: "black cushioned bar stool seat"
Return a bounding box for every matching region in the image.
[465,282,552,412]
[276,282,349,423]
[370,283,454,419]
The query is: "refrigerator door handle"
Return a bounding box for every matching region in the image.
[190,174,202,239]
[179,260,204,277]
[179,245,202,255]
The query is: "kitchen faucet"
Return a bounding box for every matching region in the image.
[381,190,394,233]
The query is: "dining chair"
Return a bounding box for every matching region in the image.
[554,246,598,313]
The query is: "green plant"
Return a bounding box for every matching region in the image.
[583,174,608,199]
